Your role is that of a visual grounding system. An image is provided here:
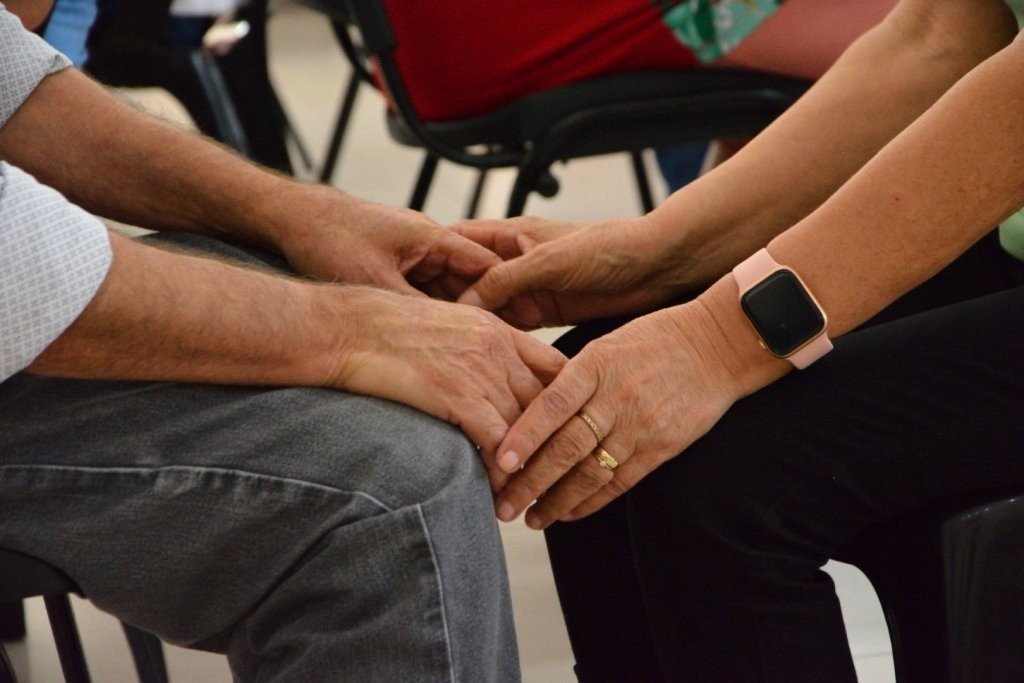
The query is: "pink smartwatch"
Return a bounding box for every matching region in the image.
[732,248,832,369]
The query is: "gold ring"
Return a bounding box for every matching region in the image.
[593,447,619,471]
[576,411,604,444]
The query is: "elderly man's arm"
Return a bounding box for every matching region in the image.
[22,222,564,480]
[0,8,563,482]
[0,8,500,295]
[0,157,562,487]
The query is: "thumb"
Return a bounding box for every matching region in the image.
[457,249,558,311]
[439,232,504,279]
[379,269,430,298]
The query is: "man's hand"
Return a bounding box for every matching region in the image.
[272,186,505,298]
[329,286,567,490]
[31,233,566,493]
[0,67,496,301]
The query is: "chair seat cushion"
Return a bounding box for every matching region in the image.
[0,548,80,601]
[388,69,810,152]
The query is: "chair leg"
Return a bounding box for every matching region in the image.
[409,154,439,211]
[121,623,168,683]
[507,152,560,218]
[281,107,315,176]
[0,604,25,643]
[941,497,1024,683]
[319,71,362,183]
[0,641,17,683]
[465,169,489,219]
[189,50,250,156]
[630,150,656,214]
[43,595,91,683]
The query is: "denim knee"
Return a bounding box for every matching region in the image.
[240,388,490,515]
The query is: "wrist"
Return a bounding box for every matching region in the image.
[305,282,377,389]
[685,275,793,397]
[644,203,731,295]
[621,212,702,298]
[237,179,339,252]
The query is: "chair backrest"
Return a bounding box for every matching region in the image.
[339,0,809,167]
[837,490,1024,683]
[332,0,810,217]
[340,0,523,168]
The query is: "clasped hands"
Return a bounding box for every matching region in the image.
[279,192,744,530]
[446,215,745,530]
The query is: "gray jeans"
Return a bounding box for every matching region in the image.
[0,235,520,682]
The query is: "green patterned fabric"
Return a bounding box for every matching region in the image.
[1005,0,1024,26]
[994,1,1023,260]
[656,0,783,62]
[1000,211,1024,262]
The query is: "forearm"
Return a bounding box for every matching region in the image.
[28,232,348,386]
[27,231,566,466]
[697,29,1024,393]
[0,67,336,250]
[648,0,1017,289]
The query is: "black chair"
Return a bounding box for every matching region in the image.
[0,547,168,683]
[837,492,1024,682]
[314,0,811,218]
[84,0,301,174]
[291,1,373,185]
[299,1,494,214]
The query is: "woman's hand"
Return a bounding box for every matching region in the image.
[453,215,694,328]
[329,286,567,491]
[490,295,781,529]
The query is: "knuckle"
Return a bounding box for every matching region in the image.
[546,431,591,468]
[505,471,545,505]
[541,390,574,419]
[513,424,549,455]
[572,464,608,491]
[483,265,516,296]
[604,475,632,497]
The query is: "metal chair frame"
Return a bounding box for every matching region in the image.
[0,548,167,683]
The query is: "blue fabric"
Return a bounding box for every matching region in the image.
[42,0,98,67]
[655,142,709,193]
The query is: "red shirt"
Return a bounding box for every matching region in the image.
[384,1,697,121]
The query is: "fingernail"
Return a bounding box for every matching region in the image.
[497,500,516,522]
[460,290,483,308]
[520,307,543,327]
[525,511,545,530]
[497,450,520,472]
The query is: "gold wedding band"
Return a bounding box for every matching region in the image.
[576,411,604,444]
[593,447,619,471]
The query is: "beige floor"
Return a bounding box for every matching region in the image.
[6,3,896,681]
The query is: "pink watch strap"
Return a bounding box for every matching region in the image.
[788,326,833,369]
[732,249,832,369]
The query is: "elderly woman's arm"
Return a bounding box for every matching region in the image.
[456,0,1017,327]
[494,17,1024,529]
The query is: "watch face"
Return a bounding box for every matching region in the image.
[740,269,826,357]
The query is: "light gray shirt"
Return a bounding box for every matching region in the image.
[0,8,112,382]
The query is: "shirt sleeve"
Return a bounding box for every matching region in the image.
[0,7,72,127]
[0,8,111,382]
[0,164,112,382]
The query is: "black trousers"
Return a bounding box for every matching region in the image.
[544,233,1024,682]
